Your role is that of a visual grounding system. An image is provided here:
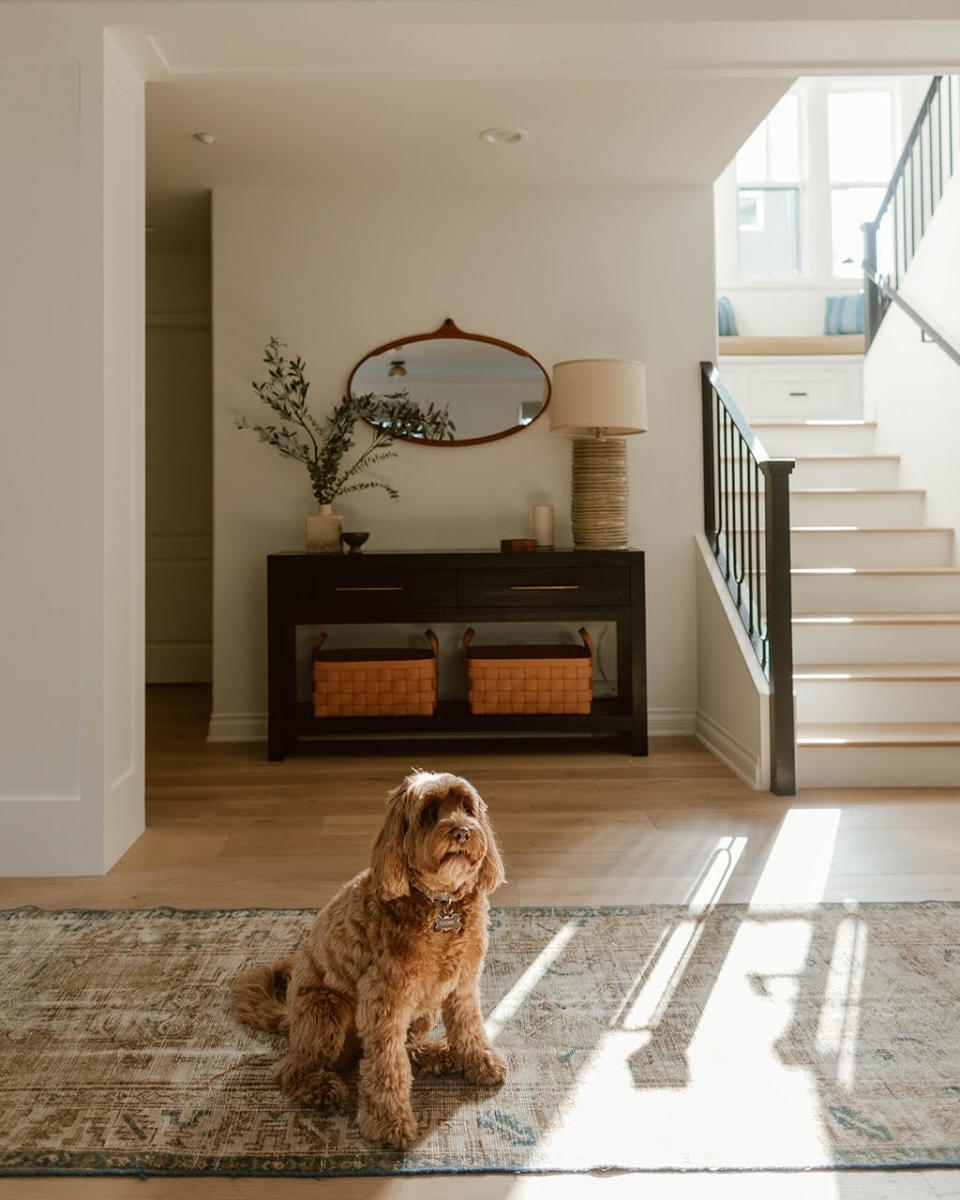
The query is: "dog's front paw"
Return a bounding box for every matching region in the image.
[409,1039,461,1077]
[463,1047,508,1087]
[359,1103,419,1151]
[272,1057,347,1112]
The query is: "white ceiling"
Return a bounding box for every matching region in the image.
[140,11,960,250]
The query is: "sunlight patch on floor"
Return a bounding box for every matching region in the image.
[530,823,846,1172]
[815,907,868,1091]
[485,921,579,1042]
[618,836,747,1031]
[750,808,841,908]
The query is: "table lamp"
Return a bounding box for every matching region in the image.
[549,359,648,549]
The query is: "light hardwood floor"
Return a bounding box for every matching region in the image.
[3,685,959,1200]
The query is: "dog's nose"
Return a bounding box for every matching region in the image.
[452,827,471,845]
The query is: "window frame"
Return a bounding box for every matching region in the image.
[719,76,914,289]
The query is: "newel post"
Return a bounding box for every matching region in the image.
[761,459,796,796]
[700,363,717,543]
[862,221,881,351]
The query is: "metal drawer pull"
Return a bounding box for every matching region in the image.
[788,391,808,397]
[334,586,404,592]
[509,584,580,591]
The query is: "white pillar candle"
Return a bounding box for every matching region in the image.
[531,504,555,548]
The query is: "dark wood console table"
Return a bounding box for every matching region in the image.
[267,549,646,759]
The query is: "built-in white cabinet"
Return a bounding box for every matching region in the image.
[718,355,863,420]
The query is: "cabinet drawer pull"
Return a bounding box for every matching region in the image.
[788,391,808,397]
[509,584,580,591]
[334,586,404,592]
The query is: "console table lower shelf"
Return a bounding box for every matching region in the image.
[267,548,647,759]
[293,697,634,738]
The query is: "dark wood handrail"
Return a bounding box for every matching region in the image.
[864,268,960,370]
[700,361,775,465]
[701,361,796,796]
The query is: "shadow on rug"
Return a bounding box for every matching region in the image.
[0,903,957,1176]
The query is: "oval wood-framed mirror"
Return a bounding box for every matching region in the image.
[346,318,551,447]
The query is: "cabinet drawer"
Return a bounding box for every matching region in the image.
[746,367,860,419]
[458,567,629,607]
[279,566,456,610]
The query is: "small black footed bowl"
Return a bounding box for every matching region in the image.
[341,531,370,554]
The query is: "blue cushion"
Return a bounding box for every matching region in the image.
[824,291,865,335]
[718,295,738,337]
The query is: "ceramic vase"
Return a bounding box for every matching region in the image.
[305,504,343,553]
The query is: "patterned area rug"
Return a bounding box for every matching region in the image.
[0,903,958,1177]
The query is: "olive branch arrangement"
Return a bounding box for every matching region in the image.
[237,337,455,506]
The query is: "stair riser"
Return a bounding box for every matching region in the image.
[756,426,877,455]
[789,492,925,527]
[797,745,960,788]
[791,572,960,612]
[795,679,960,723]
[793,622,960,664]
[791,460,900,488]
[781,530,954,569]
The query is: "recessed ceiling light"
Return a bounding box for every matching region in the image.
[478,128,529,146]
[193,131,216,146]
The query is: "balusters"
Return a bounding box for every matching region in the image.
[865,77,959,349]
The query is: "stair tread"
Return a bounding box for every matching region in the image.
[789,488,924,495]
[751,420,876,428]
[797,723,960,747]
[789,455,899,464]
[795,663,960,680]
[786,526,949,533]
[794,612,960,624]
[790,566,960,575]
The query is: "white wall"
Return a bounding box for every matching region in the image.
[146,251,212,682]
[864,171,960,560]
[0,31,145,875]
[211,184,716,739]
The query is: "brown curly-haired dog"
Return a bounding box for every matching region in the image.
[230,771,507,1150]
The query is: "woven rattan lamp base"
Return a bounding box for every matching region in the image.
[571,436,629,549]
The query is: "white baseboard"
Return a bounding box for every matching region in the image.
[208,706,698,744]
[207,713,268,742]
[695,710,767,790]
[648,707,697,736]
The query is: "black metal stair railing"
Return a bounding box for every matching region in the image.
[863,74,960,366]
[701,362,796,796]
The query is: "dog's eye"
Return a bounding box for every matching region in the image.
[422,802,439,824]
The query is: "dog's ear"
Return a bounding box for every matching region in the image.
[476,801,506,894]
[370,780,411,901]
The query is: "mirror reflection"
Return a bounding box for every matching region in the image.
[348,322,550,446]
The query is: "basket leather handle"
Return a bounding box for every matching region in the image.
[313,632,328,655]
[424,628,439,658]
[462,627,476,651]
[578,627,594,657]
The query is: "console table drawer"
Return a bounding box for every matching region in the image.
[285,567,456,610]
[458,567,629,607]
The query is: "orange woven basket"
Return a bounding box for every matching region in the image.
[463,627,594,715]
[312,629,439,718]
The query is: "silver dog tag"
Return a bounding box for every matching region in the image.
[434,897,461,932]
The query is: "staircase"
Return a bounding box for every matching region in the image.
[752,418,960,787]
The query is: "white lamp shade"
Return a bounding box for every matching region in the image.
[549,358,648,435]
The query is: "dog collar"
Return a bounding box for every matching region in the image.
[411,883,462,932]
